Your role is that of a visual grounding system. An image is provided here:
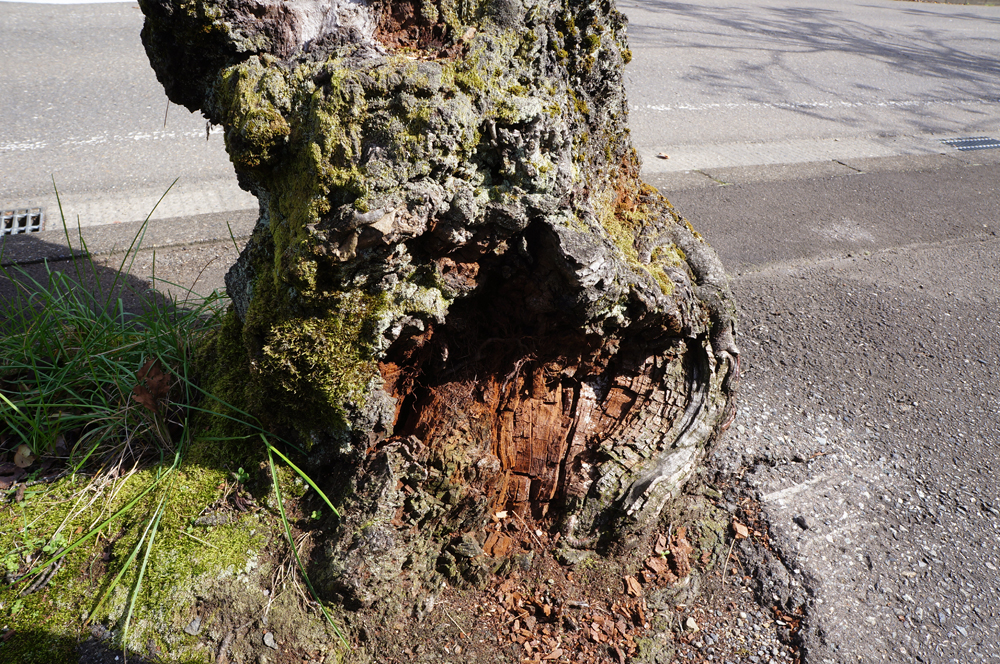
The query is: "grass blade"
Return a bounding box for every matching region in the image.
[267,446,349,649]
[20,466,174,586]
[86,512,155,627]
[123,484,170,639]
[262,438,341,518]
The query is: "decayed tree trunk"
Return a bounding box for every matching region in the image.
[140,0,739,614]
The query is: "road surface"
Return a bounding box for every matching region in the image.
[0,1,255,229]
[623,0,1000,172]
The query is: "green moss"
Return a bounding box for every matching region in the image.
[420,0,439,24]
[192,250,391,442]
[259,289,389,432]
[0,463,273,662]
[646,264,674,296]
[217,58,292,170]
[451,62,487,94]
[646,244,686,296]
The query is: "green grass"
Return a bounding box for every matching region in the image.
[0,182,216,467]
[0,185,349,658]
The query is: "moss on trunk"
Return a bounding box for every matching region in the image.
[140,0,740,622]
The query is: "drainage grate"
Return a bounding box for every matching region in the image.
[2,208,45,235]
[942,136,1000,151]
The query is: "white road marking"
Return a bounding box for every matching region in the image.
[0,0,134,4]
[633,96,1000,114]
[1,127,224,153]
[0,179,256,229]
[635,133,959,173]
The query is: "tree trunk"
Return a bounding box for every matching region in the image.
[140,0,739,615]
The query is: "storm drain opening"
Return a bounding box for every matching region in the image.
[942,136,1000,151]
[2,208,45,235]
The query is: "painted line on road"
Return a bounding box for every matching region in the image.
[0,126,225,154]
[634,96,1000,114]
[0,1,134,4]
[636,134,950,174]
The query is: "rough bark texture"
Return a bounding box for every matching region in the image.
[140,0,739,616]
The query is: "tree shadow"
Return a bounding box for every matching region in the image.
[1,626,190,664]
[623,0,1000,134]
[0,229,244,664]
[0,216,241,327]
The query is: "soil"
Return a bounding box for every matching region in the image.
[0,438,795,664]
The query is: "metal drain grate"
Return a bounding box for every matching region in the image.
[942,136,1000,151]
[1,208,44,235]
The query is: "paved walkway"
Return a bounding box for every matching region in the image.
[667,153,1000,663]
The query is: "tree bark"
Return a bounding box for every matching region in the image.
[140,0,739,613]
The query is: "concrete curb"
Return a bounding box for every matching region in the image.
[646,148,1000,193]
[0,209,256,267]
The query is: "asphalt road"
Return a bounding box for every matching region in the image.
[622,3,1000,660]
[622,0,1000,172]
[2,2,999,663]
[3,0,999,229]
[0,1,254,229]
[657,153,1000,663]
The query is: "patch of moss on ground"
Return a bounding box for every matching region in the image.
[0,461,277,663]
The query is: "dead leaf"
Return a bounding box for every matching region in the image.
[15,484,25,503]
[733,519,750,539]
[132,358,170,413]
[654,533,668,554]
[0,469,25,491]
[625,576,643,597]
[13,444,35,468]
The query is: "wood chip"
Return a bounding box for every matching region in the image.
[625,576,643,597]
[733,519,750,539]
[645,556,668,574]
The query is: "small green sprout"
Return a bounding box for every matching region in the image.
[232,467,251,485]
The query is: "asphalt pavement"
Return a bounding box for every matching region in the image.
[622,0,1000,173]
[2,1,1000,662]
[0,1,255,227]
[5,149,998,664]
[652,153,1000,663]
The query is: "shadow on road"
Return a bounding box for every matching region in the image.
[625,0,1000,133]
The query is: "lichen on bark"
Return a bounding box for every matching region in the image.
[140,0,740,616]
